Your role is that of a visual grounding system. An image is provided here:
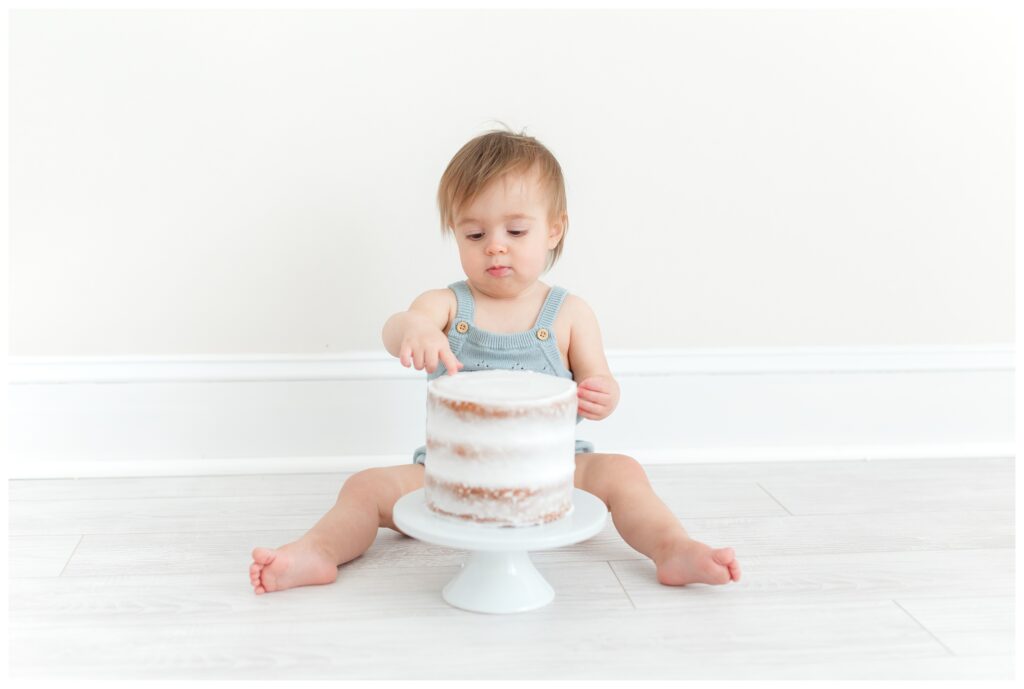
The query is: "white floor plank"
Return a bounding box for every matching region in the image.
[665,510,1014,555]
[8,472,354,501]
[7,457,1013,680]
[641,456,1012,482]
[8,534,83,577]
[25,524,641,579]
[9,598,952,680]
[9,498,1013,560]
[8,493,341,535]
[610,549,1015,607]
[7,486,790,536]
[894,595,1016,657]
[8,562,633,630]
[756,470,1013,515]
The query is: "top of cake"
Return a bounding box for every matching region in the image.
[428,369,575,407]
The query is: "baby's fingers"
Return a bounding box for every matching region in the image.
[577,397,604,419]
[442,350,464,376]
[579,387,611,401]
[579,378,610,393]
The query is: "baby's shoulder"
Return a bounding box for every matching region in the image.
[557,293,602,344]
[435,287,458,332]
[409,287,458,333]
[560,292,597,323]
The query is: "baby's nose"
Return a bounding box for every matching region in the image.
[485,241,508,255]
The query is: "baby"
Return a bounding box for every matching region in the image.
[250,128,741,594]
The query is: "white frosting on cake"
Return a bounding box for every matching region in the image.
[424,369,578,526]
[429,369,576,404]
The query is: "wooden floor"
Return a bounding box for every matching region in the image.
[8,457,1015,680]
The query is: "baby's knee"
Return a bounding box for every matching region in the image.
[593,453,645,476]
[575,452,646,498]
[368,465,425,533]
[341,465,423,510]
[339,467,392,501]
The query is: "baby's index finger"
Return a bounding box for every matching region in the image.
[445,356,464,375]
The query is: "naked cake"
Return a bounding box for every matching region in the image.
[423,369,577,527]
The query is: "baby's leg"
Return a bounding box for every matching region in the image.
[574,453,741,586]
[249,464,424,594]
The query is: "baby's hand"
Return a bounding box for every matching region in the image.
[577,376,615,420]
[398,325,464,376]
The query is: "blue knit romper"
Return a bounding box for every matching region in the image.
[412,279,595,465]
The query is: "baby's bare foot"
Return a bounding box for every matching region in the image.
[654,537,741,586]
[249,536,339,595]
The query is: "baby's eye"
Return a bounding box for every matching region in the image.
[466,233,484,240]
[508,230,527,237]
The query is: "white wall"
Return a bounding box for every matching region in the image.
[10,8,1014,357]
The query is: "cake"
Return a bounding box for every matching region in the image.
[423,369,578,527]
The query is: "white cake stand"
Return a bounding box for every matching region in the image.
[392,488,608,614]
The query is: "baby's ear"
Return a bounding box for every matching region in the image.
[548,214,567,245]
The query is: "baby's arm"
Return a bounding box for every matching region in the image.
[566,296,620,421]
[382,289,463,375]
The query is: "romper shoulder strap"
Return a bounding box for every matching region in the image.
[446,280,475,353]
[448,280,475,322]
[534,285,569,330]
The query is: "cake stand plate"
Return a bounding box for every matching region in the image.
[392,488,608,614]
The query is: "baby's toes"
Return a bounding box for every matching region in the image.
[709,563,733,584]
[715,548,741,582]
[707,548,735,583]
[251,546,276,565]
[252,570,270,594]
[711,546,735,565]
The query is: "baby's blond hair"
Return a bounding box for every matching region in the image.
[437,126,568,271]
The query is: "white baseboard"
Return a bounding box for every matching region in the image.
[7,346,1015,479]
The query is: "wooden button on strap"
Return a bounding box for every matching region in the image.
[455,321,469,334]
[536,328,550,341]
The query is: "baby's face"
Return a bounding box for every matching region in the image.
[451,165,565,299]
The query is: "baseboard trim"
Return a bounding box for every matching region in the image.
[8,443,1015,480]
[7,344,1013,383]
[8,346,1014,479]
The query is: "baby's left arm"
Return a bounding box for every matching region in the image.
[566,296,620,421]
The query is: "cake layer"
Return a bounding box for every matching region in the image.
[426,435,576,459]
[424,472,574,527]
[428,396,576,420]
[427,370,577,421]
[424,436,576,487]
[428,369,577,405]
[427,399,576,461]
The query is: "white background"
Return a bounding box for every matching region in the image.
[9,7,1014,356]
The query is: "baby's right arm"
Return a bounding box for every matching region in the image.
[381,290,464,376]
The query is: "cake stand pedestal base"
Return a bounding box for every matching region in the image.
[393,488,608,614]
[443,550,554,613]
